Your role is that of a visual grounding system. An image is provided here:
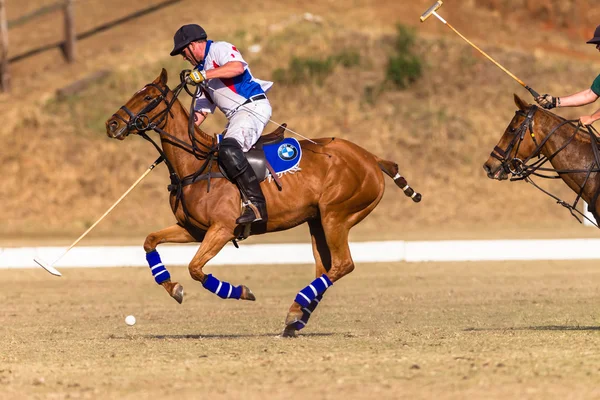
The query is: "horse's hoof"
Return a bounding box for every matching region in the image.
[240,285,256,301]
[284,311,303,327]
[281,326,298,338]
[171,283,184,304]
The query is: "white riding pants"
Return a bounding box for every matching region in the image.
[224,99,272,152]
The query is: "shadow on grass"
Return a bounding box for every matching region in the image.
[108,332,337,339]
[464,326,600,332]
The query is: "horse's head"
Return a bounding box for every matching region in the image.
[483,94,540,181]
[106,68,172,140]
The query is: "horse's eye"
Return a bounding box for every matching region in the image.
[144,95,153,101]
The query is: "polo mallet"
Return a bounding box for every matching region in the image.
[33,156,164,277]
[420,1,540,99]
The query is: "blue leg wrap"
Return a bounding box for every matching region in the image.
[293,292,325,331]
[294,274,332,308]
[146,250,170,285]
[202,274,242,300]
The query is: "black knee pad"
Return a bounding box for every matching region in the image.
[218,138,249,179]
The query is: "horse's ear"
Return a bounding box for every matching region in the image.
[513,94,529,111]
[153,68,168,86]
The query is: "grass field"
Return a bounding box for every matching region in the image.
[2,260,600,399]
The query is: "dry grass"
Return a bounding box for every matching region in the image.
[3,0,600,241]
[1,261,600,399]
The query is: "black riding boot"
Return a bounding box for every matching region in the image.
[219,138,268,224]
[234,166,268,224]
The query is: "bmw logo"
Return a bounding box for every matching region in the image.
[278,143,298,161]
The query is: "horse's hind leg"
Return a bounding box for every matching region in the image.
[282,196,380,337]
[282,218,332,337]
[144,224,198,304]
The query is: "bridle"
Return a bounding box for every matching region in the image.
[490,105,600,226]
[111,74,217,160]
[112,82,176,133]
[490,105,539,176]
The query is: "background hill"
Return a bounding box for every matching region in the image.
[2,0,600,244]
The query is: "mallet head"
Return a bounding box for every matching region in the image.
[420,0,443,22]
[34,257,62,277]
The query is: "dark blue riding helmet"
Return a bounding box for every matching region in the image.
[170,24,208,56]
[587,24,600,45]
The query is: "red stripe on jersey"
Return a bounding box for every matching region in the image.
[221,77,237,93]
[212,60,237,93]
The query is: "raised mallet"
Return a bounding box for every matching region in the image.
[420,1,540,98]
[33,156,164,277]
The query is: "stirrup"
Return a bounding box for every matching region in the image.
[236,201,265,224]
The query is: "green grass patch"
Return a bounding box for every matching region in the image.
[273,49,361,85]
[385,24,423,89]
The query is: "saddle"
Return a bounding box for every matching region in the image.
[217,123,302,185]
[244,124,286,182]
[255,123,286,148]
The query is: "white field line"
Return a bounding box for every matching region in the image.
[1,239,600,270]
[0,241,405,269]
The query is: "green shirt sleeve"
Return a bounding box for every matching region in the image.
[591,74,600,96]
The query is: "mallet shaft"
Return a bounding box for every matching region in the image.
[431,10,447,24]
[33,156,164,276]
[447,23,524,84]
[421,3,540,98]
[66,157,163,251]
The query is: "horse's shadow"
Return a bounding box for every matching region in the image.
[464,325,600,332]
[108,332,336,340]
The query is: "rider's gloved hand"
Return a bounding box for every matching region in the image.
[187,70,207,85]
[535,94,559,110]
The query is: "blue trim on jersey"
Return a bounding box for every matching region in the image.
[195,40,263,100]
[195,40,213,71]
[229,69,264,99]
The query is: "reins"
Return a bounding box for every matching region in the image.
[112,75,221,229]
[493,106,600,227]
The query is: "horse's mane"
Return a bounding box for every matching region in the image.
[535,106,595,144]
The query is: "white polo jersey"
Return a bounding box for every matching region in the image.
[193,40,273,118]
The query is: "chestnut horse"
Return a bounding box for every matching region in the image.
[484,94,600,225]
[106,69,422,336]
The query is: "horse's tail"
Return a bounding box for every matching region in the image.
[376,158,422,203]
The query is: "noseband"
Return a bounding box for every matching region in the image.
[112,83,174,132]
[490,106,538,176]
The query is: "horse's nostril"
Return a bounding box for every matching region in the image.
[109,121,118,132]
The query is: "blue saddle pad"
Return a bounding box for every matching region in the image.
[262,137,302,175]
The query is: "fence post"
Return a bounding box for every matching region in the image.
[63,0,76,62]
[0,0,9,92]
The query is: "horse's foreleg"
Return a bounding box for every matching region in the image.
[283,219,332,337]
[144,224,197,304]
[188,225,255,301]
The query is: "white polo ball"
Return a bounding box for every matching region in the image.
[125,315,136,326]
